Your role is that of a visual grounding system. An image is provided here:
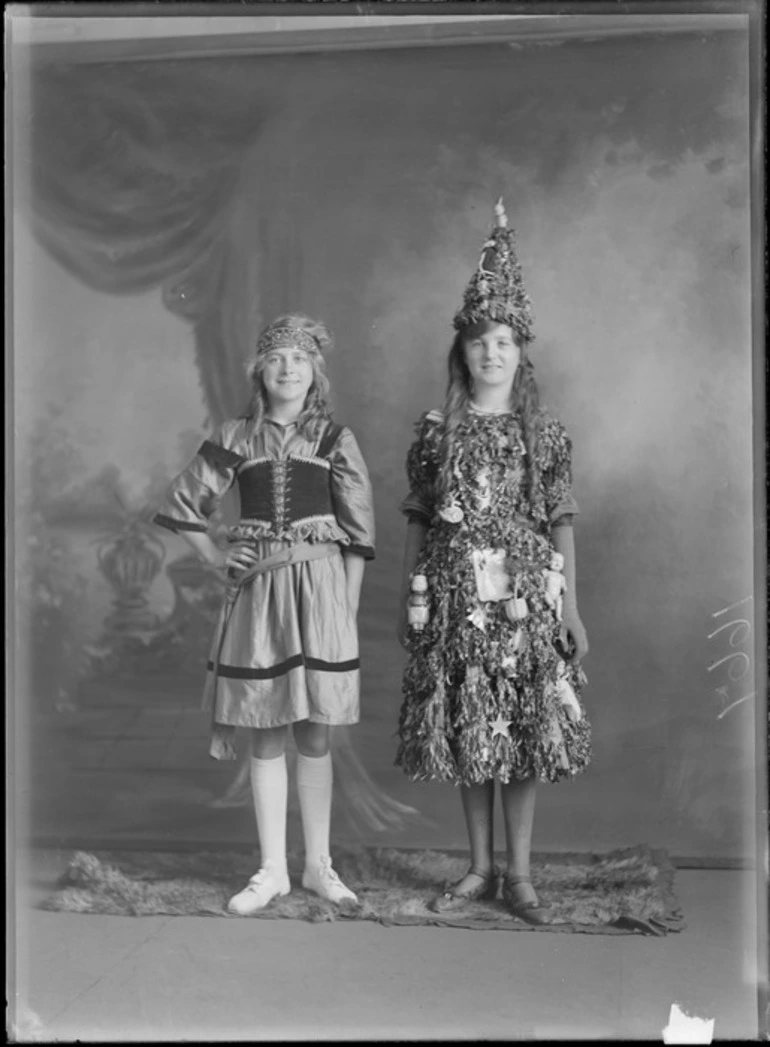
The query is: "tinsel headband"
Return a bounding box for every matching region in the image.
[452,198,535,344]
[255,321,320,357]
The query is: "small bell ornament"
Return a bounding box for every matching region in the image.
[408,574,430,632]
[504,583,528,623]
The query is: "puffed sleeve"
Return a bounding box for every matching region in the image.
[540,415,580,528]
[399,410,442,525]
[329,427,376,560]
[153,421,247,534]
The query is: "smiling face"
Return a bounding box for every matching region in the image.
[260,346,315,408]
[462,322,521,396]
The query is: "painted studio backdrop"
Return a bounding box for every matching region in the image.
[15,27,755,862]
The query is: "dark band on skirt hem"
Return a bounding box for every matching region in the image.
[207,655,360,679]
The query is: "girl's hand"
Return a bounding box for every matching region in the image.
[397,601,410,651]
[224,542,260,580]
[561,606,589,663]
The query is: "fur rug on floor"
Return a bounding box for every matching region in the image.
[41,843,684,935]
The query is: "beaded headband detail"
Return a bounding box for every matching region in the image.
[256,323,320,357]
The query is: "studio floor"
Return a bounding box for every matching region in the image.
[11,654,764,1042]
[11,848,761,1042]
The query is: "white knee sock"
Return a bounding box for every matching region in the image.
[249,754,288,871]
[296,751,333,869]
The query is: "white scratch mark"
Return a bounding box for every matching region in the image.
[662,1003,715,1044]
[712,595,752,618]
[716,691,755,720]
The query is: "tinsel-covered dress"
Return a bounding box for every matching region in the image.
[396,406,591,786]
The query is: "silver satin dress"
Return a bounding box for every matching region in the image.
[154,417,376,752]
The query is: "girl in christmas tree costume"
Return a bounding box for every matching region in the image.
[154,314,375,914]
[396,201,591,924]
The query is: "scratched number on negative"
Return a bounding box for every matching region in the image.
[707,595,754,720]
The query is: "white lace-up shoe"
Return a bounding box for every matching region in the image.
[227,861,291,915]
[302,855,358,905]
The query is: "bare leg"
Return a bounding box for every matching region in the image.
[500,775,539,906]
[251,724,291,759]
[451,781,495,894]
[293,720,331,757]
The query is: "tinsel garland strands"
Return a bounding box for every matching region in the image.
[453,665,492,785]
[398,653,456,782]
[396,410,592,786]
[406,410,576,536]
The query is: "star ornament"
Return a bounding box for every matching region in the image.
[490,714,512,740]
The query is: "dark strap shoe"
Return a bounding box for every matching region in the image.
[430,867,499,914]
[502,874,556,925]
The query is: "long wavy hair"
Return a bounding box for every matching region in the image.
[438,320,544,513]
[243,314,333,441]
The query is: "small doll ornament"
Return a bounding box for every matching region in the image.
[407,574,430,632]
[543,551,566,621]
[475,469,493,512]
[554,660,582,722]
